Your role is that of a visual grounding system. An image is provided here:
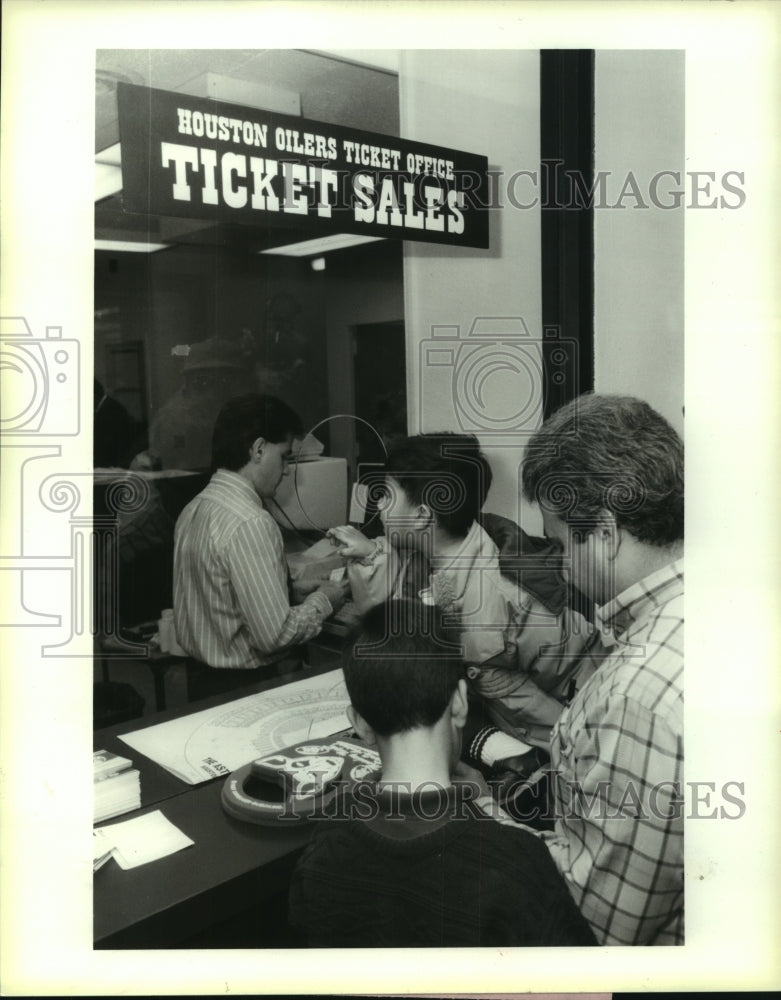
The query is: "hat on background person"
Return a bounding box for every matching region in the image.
[182,337,245,372]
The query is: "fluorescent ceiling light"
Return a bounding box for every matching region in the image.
[260,233,385,257]
[95,142,122,166]
[95,240,169,253]
[95,163,123,201]
[95,143,123,201]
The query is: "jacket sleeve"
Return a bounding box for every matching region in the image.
[473,593,600,743]
[512,593,598,696]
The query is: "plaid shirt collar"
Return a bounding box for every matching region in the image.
[595,557,684,647]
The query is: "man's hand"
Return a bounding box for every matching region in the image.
[316,578,351,613]
[291,577,324,603]
[493,746,549,778]
[488,746,551,802]
[326,525,376,560]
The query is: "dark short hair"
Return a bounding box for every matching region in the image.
[344,601,465,738]
[211,394,303,472]
[521,393,684,546]
[383,433,492,538]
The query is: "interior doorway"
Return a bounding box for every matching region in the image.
[352,319,407,467]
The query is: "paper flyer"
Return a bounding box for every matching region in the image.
[119,668,350,783]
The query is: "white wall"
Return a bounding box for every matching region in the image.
[594,51,685,433]
[400,50,544,531]
[397,49,685,527]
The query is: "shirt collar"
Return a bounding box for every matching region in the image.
[596,558,684,643]
[422,524,508,663]
[427,522,496,594]
[210,468,265,509]
[357,781,465,836]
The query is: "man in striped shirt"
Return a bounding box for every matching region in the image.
[174,394,348,695]
[520,394,685,946]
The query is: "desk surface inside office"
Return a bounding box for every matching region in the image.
[93,663,338,948]
[94,778,313,948]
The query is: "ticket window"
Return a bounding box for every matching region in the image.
[94,50,405,480]
[94,51,406,630]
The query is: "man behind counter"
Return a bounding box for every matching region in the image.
[173,393,348,699]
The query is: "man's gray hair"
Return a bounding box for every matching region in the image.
[521,394,683,547]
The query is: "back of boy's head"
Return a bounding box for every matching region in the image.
[384,433,492,538]
[344,600,465,738]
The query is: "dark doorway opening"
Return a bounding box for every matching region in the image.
[352,319,407,466]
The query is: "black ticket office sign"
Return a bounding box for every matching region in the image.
[117,83,489,249]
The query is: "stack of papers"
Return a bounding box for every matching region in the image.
[94,749,141,824]
[93,811,194,871]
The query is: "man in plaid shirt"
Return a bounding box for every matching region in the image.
[521,394,684,945]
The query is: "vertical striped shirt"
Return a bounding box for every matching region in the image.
[173,469,333,669]
[544,559,684,945]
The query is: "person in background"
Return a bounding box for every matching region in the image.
[327,433,597,768]
[93,378,137,468]
[93,379,175,624]
[148,337,255,471]
[288,600,597,949]
[521,393,684,946]
[173,394,348,699]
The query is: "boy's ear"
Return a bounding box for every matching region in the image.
[347,705,377,747]
[450,679,469,729]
